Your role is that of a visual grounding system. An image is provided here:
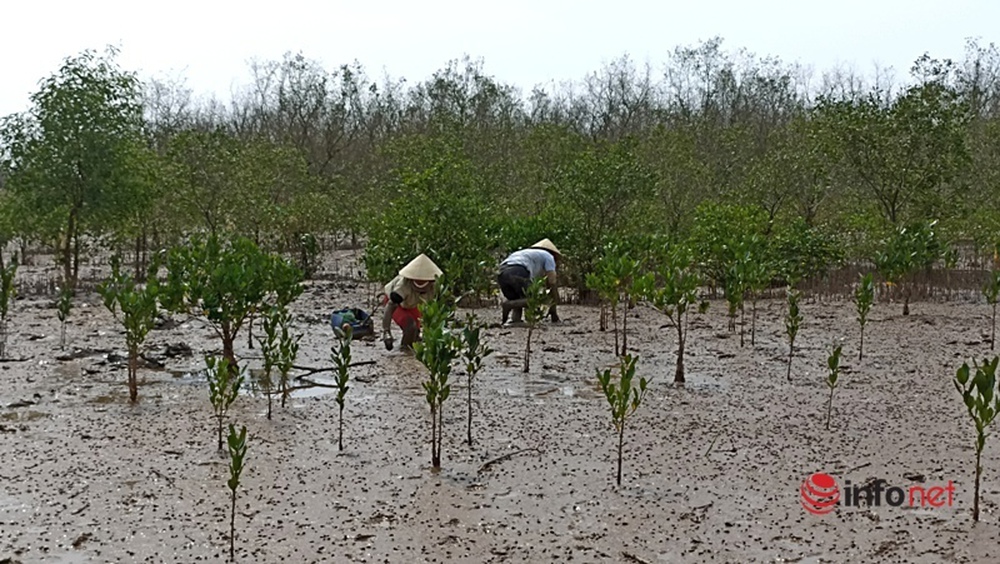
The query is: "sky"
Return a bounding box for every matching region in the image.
[2,0,999,117]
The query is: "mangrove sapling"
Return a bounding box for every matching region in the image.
[0,255,18,359]
[276,313,301,409]
[161,234,303,376]
[207,355,246,452]
[586,243,645,356]
[825,344,843,430]
[873,219,945,316]
[459,313,493,445]
[620,272,653,357]
[226,423,248,563]
[56,285,72,349]
[785,288,803,382]
[256,307,281,420]
[953,356,1000,522]
[414,283,461,469]
[331,324,353,451]
[522,277,549,373]
[983,270,1000,350]
[586,253,622,351]
[97,256,161,404]
[596,353,650,486]
[724,264,744,337]
[586,268,618,340]
[855,273,875,361]
[742,256,771,348]
[645,246,709,384]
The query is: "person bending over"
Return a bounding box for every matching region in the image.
[382,253,443,353]
[496,238,561,325]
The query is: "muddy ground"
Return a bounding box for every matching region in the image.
[3,252,1000,563]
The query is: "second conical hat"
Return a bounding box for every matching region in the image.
[398,253,443,280]
[531,238,561,256]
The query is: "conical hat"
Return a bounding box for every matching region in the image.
[399,253,443,280]
[530,238,561,256]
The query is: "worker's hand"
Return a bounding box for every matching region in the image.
[382,329,394,351]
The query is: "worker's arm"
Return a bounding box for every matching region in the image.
[545,270,559,303]
[382,302,398,334]
[383,289,406,333]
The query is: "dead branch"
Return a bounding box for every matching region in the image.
[478,447,541,474]
[622,552,652,564]
[292,361,376,378]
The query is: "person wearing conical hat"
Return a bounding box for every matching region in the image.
[381,254,443,353]
[496,238,561,326]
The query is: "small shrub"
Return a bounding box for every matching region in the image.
[854,272,875,361]
[522,277,550,373]
[954,356,1000,522]
[785,288,803,382]
[331,324,352,451]
[226,423,248,562]
[56,286,73,349]
[596,353,650,486]
[459,313,493,445]
[207,355,245,452]
[414,281,461,469]
[0,255,18,359]
[825,343,843,430]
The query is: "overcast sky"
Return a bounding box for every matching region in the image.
[2,0,998,117]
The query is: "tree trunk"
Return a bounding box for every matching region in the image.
[612,304,619,355]
[523,329,533,373]
[247,313,254,350]
[222,324,238,376]
[859,324,865,361]
[992,304,996,351]
[675,320,686,384]
[430,405,440,468]
[128,345,139,403]
[599,303,607,331]
[751,299,757,347]
[217,416,224,452]
[72,230,80,290]
[787,340,794,382]
[62,211,76,292]
[436,406,444,468]
[975,446,982,522]
[266,380,272,420]
[338,404,344,451]
[621,303,629,357]
[467,376,473,445]
[739,302,745,347]
[826,388,834,430]
[616,421,625,487]
[229,490,237,562]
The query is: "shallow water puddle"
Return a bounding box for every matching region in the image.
[523,372,602,400]
[0,409,49,421]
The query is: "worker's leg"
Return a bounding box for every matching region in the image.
[498,265,530,324]
[394,307,421,352]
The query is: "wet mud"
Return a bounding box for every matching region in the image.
[2,258,999,563]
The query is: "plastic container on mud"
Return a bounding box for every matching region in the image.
[329,308,375,340]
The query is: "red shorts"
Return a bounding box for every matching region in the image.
[383,295,421,329]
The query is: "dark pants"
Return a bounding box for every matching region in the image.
[497,264,531,300]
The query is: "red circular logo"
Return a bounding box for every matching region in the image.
[801,472,840,515]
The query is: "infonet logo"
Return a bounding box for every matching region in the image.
[800,472,955,515]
